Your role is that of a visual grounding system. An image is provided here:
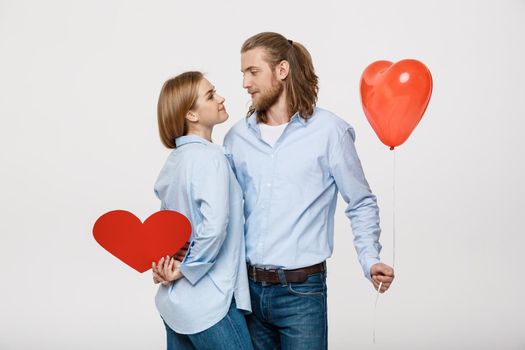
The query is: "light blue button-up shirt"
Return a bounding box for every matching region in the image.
[154,135,251,334]
[223,107,382,280]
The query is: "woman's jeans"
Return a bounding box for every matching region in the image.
[163,299,253,350]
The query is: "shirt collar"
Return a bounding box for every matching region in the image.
[246,112,258,130]
[175,134,212,148]
[246,111,307,130]
[290,111,307,126]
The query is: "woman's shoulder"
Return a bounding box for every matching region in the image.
[167,141,223,160]
[155,143,227,189]
[169,142,228,171]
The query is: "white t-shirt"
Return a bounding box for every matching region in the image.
[259,122,288,147]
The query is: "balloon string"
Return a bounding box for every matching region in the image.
[373,148,397,345]
[373,281,382,344]
[393,148,396,270]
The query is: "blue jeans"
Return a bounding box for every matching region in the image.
[247,271,328,350]
[163,299,253,350]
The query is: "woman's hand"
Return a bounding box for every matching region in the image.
[152,258,169,286]
[152,255,183,286]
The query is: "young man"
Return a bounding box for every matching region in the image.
[222,32,395,349]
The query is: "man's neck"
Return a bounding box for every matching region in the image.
[265,92,291,126]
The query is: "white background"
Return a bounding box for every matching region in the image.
[1,0,524,349]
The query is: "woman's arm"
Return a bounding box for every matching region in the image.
[177,155,230,285]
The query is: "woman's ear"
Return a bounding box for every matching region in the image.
[185,111,199,123]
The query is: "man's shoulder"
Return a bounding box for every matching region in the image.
[231,116,249,132]
[224,116,250,143]
[311,107,352,132]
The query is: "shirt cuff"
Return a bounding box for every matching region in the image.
[178,262,213,285]
[363,257,381,282]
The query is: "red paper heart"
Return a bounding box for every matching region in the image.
[93,210,191,273]
[360,59,432,149]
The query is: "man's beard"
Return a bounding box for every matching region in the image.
[253,77,284,112]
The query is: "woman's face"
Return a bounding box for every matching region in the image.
[190,78,228,127]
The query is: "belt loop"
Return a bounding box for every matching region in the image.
[251,265,257,282]
[277,269,287,286]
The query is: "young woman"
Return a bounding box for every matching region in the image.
[151,71,252,350]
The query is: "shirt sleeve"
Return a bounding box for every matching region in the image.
[329,127,382,281]
[222,130,238,178]
[178,154,230,285]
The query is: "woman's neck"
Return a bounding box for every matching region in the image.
[186,125,212,142]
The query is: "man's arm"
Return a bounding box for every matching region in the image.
[329,126,394,292]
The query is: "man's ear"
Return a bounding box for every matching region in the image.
[276,60,290,80]
[185,111,199,122]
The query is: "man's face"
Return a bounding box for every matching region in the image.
[241,48,284,111]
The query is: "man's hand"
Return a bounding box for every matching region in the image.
[172,242,190,263]
[370,263,394,293]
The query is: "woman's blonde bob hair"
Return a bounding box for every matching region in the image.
[157,71,204,149]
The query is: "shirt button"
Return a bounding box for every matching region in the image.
[267,183,271,187]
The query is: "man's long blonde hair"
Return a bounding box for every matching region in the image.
[241,32,319,122]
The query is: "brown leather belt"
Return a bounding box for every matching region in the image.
[247,261,326,283]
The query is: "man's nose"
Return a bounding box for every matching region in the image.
[243,76,251,89]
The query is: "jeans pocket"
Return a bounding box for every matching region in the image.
[287,272,326,296]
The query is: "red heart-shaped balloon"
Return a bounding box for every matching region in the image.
[360,59,433,149]
[93,210,191,273]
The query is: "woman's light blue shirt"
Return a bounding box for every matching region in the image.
[154,135,251,335]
